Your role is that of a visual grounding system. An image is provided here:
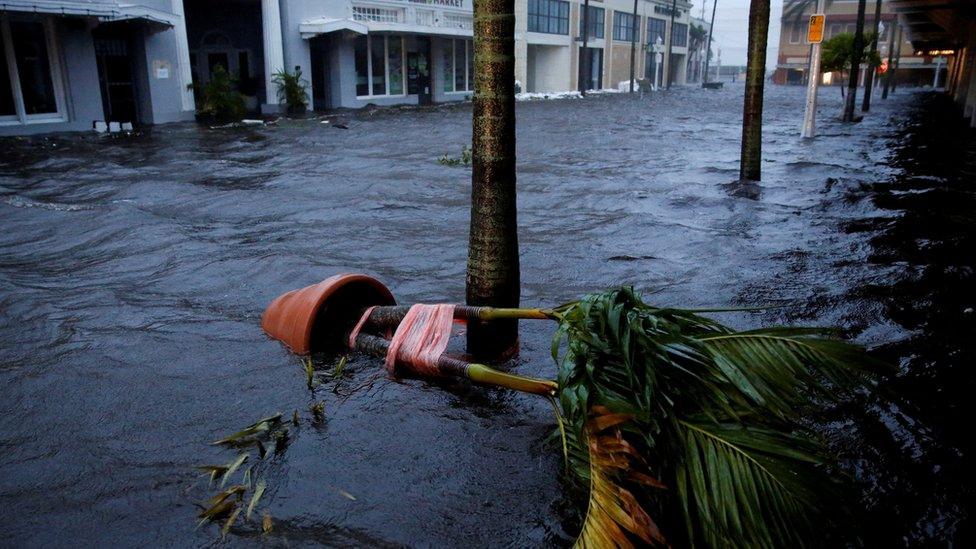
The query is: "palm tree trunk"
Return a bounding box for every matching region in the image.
[738,0,770,182]
[842,0,867,122]
[861,0,882,112]
[467,0,520,359]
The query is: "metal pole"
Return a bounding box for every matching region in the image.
[933,57,942,88]
[666,0,677,89]
[630,0,638,93]
[703,0,717,84]
[580,0,590,95]
[861,0,882,112]
[801,0,825,138]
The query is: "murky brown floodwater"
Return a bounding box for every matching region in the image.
[1,84,973,546]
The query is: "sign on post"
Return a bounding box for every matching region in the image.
[807,14,825,43]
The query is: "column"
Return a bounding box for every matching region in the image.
[262,0,285,113]
[171,0,195,114]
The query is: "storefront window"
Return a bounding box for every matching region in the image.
[354,35,405,97]
[0,17,64,123]
[443,39,473,93]
[647,18,666,45]
[613,12,636,42]
[387,37,403,94]
[579,6,605,39]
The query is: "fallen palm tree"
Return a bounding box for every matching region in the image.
[252,274,879,546]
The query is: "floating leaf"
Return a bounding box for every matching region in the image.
[310,401,325,423]
[305,358,316,390]
[338,489,356,501]
[292,410,300,426]
[262,512,273,534]
[221,453,248,487]
[221,506,241,537]
[211,414,282,446]
[246,480,267,519]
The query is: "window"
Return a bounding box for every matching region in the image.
[613,12,636,42]
[672,22,688,47]
[527,0,569,35]
[579,6,604,39]
[443,39,473,93]
[789,23,802,44]
[1,17,65,125]
[352,6,400,23]
[647,18,666,45]
[354,35,405,97]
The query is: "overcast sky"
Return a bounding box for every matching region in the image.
[697,0,784,69]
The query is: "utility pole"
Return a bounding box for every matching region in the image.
[801,0,825,138]
[861,0,882,112]
[665,0,677,89]
[882,22,899,98]
[579,0,590,94]
[629,0,638,93]
[702,0,718,85]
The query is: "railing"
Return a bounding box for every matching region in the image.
[415,9,435,26]
[351,4,472,31]
[441,14,473,30]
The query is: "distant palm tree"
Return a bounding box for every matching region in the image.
[739,0,771,181]
[467,0,520,358]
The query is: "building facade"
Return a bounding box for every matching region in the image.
[1,0,195,136]
[2,0,692,136]
[774,0,943,87]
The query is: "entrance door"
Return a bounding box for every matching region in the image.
[93,31,138,124]
[578,48,603,91]
[407,38,432,105]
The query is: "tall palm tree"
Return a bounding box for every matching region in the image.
[739,0,771,181]
[467,0,520,358]
[842,0,867,122]
[861,0,882,111]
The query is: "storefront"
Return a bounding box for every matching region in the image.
[1,0,194,136]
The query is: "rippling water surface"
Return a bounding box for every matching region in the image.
[1,84,973,546]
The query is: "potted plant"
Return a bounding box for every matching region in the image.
[189,65,246,124]
[272,68,309,116]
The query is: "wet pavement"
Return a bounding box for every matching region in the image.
[1,84,973,547]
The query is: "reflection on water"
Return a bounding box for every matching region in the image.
[0,86,971,546]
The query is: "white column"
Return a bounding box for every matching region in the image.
[171,0,195,113]
[801,0,825,139]
[262,0,285,112]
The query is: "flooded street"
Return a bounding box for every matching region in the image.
[1,84,973,546]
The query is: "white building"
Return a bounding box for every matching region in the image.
[1,0,692,136]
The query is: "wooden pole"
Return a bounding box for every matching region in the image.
[580,0,590,94]
[629,0,638,93]
[666,0,678,89]
[703,0,718,84]
[882,22,899,99]
[842,0,867,122]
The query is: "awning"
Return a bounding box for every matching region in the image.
[0,0,178,27]
[300,17,473,40]
[299,18,367,39]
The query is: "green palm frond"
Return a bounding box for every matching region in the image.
[554,288,879,547]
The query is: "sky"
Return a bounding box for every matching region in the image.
[696,0,784,69]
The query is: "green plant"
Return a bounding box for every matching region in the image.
[552,288,881,547]
[437,144,472,167]
[822,32,882,86]
[190,65,246,123]
[271,68,309,113]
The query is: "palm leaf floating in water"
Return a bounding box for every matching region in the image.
[552,288,881,547]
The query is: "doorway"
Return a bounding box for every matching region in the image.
[92,26,139,125]
[407,37,432,106]
[578,47,603,91]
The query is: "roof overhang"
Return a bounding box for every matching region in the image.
[887,0,976,51]
[300,17,473,40]
[0,0,177,27]
[300,18,367,39]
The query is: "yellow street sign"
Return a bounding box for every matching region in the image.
[807,14,825,43]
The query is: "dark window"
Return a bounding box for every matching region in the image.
[527,0,569,35]
[647,18,666,45]
[10,21,57,114]
[672,22,688,47]
[1,37,14,116]
[354,35,369,96]
[613,12,636,42]
[370,36,385,95]
[579,6,605,39]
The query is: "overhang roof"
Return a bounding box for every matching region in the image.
[299,18,367,39]
[0,0,177,26]
[887,0,976,51]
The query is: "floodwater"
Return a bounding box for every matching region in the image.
[1,84,973,547]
